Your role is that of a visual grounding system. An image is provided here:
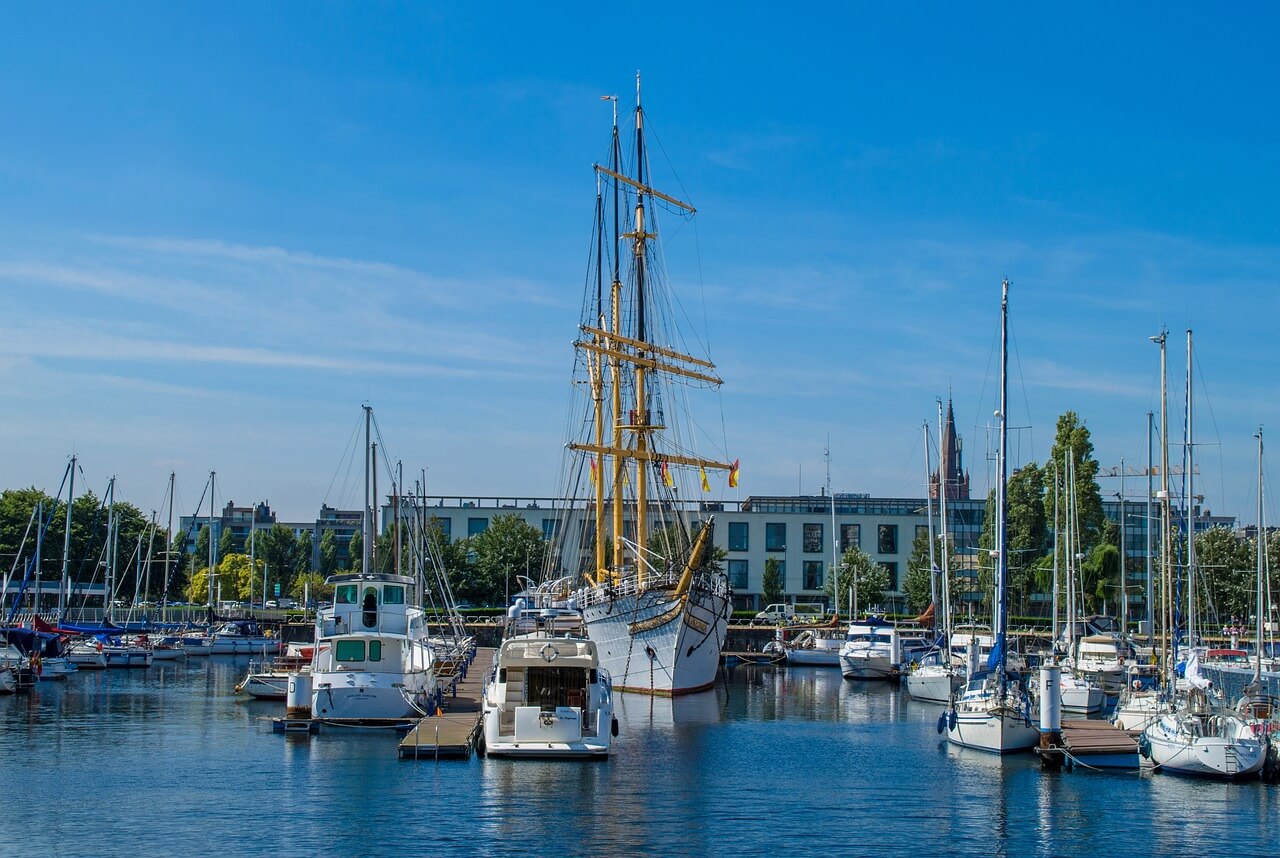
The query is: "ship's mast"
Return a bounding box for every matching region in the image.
[632,73,652,587]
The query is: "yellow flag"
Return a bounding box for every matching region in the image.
[729,458,740,488]
[589,459,597,484]
[661,461,674,487]
[699,467,710,492]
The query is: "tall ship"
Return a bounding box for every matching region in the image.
[556,78,735,696]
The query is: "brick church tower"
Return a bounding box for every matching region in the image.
[930,398,970,500]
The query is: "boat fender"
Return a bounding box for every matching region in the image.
[936,713,946,735]
[540,643,558,663]
[611,717,619,738]
[947,709,958,731]
[1137,733,1151,759]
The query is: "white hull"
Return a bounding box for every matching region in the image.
[211,637,280,655]
[580,575,729,696]
[311,669,432,722]
[786,647,841,667]
[1113,691,1164,732]
[947,707,1039,753]
[103,648,153,668]
[1060,677,1105,714]
[181,638,214,656]
[839,653,895,680]
[149,647,187,661]
[1145,715,1266,778]
[906,666,960,704]
[0,667,14,694]
[239,672,290,699]
[35,657,77,679]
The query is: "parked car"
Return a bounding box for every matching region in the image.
[752,602,826,625]
[265,599,279,609]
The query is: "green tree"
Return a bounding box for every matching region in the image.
[1042,412,1105,551]
[294,531,314,578]
[195,525,210,568]
[1197,526,1254,621]
[466,514,547,606]
[762,557,785,604]
[904,528,958,614]
[218,525,235,561]
[826,546,891,613]
[348,531,362,572]
[291,571,333,604]
[185,556,241,605]
[978,463,1048,614]
[318,529,339,576]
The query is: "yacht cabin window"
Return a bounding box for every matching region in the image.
[369,641,382,662]
[336,585,358,604]
[334,639,366,662]
[383,585,405,605]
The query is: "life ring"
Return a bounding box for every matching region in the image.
[539,643,558,663]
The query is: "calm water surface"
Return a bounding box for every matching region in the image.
[2,659,1276,856]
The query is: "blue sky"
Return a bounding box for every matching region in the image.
[2,4,1278,524]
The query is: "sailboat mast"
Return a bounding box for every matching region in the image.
[164,471,174,619]
[372,442,379,572]
[363,406,372,574]
[1155,329,1172,686]
[632,75,651,587]
[937,399,952,650]
[59,455,76,619]
[1255,427,1265,687]
[923,424,937,613]
[995,278,1010,685]
[1051,463,1060,651]
[828,440,838,619]
[1184,329,1196,649]
[1146,412,1155,645]
[207,471,216,610]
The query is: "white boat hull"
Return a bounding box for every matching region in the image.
[149,647,187,661]
[239,672,289,699]
[839,653,895,680]
[786,647,841,667]
[0,667,14,694]
[947,707,1039,753]
[35,657,77,679]
[1060,678,1105,714]
[311,669,432,722]
[907,666,960,704]
[580,575,729,696]
[1144,715,1266,779]
[211,637,280,655]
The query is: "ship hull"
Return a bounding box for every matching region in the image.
[580,574,729,696]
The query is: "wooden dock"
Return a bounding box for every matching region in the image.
[398,646,493,760]
[721,651,785,665]
[1051,719,1140,771]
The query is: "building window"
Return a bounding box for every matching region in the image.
[840,524,860,553]
[803,560,825,590]
[728,521,749,551]
[880,561,899,590]
[727,559,748,590]
[916,525,929,540]
[803,523,823,554]
[541,519,559,541]
[431,517,451,541]
[878,524,897,554]
[468,517,488,537]
[765,523,787,551]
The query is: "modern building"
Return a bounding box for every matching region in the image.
[179,502,362,569]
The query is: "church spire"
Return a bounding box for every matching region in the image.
[930,397,970,500]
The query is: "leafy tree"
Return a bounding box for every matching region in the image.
[1197,527,1254,621]
[218,526,235,562]
[1042,412,1105,551]
[1081,541,1121,614]
[348,531,362,572]
[318,529,339,576]
[904,528,960,614]
[185,556,241,605]
[826,546,891,613]
[979,463,1048,613]
[195,525,210,568]
[466,514,547,606]
[290,571,333,603]
[762,557,785,604]
[294,531,314,578]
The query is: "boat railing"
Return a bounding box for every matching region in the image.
[321,608,411,638]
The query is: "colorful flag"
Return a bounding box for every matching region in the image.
[589,459,597,484]
[700,467,710,492]
[661,461,674,487]
[728,458,740,488]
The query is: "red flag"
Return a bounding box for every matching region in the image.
[728,459,740,488]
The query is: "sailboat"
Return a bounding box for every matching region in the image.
[308,406,437,723]
[944,279,1038,754]
[1141,330,1266,778]
[561,79,734,696]
[908,405,964,704]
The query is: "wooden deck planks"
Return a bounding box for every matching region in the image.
[398,647,494,760]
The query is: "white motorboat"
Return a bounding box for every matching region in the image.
[309,571,436,724]
[944,280,1038,755]
[1058,670,1105,714]
[784,625,846,667]
[67,639,109,668]
[1143,701,1266,779]
[209,620,280,655]
[481,624,615,759]
[1070,635,1128,692]
[839,618,898,680]
[0,666,13,694]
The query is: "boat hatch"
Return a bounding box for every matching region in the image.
[334,639,383,666]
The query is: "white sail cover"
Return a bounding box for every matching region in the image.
[1184,649,1211,690]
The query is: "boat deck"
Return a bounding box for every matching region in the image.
[398,646,493,760]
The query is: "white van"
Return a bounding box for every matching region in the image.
[753,602,826,625]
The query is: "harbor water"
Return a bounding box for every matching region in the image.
[2,660,1277,856]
